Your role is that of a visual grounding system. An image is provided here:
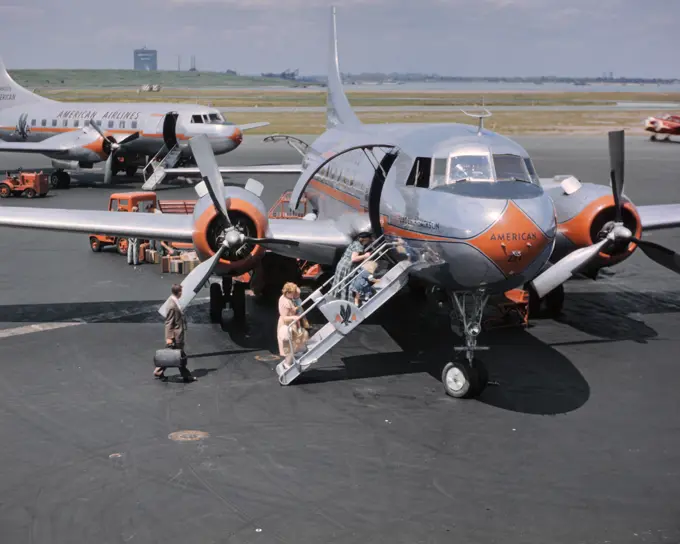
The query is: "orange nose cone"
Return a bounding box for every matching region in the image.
[229,127,243,145]
[469,201,551,277]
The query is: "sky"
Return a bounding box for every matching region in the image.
[1,0,678,78]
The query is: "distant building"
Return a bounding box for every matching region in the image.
[134,48,157,71]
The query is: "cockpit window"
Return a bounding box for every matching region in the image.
[209,113,221,123]
[448,155,493,183]
[493,154,531,182]
[523,158,539,184]
[202,114,210,123]
[191,114,203,123]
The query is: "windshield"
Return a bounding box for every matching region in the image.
[448,155,492,183]
[493,154,531,182]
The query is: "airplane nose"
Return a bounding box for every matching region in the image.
[229,127,243,146]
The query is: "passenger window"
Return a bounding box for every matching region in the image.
[191,115,203,123]
[52,120,57,127]
[41,119,47,127]
[119,121,125,129]
[108,121,114,128]
[63,120,68,127]
[406,157,432,188]
[96,120,102,126]
[131,121,137,129]
[74,120,79,127]
[31,119,36,126]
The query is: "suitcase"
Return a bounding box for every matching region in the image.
[153,348,186,368]
[161,256,171,273]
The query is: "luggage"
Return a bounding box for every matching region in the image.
[153,347,186,368]
[170,258,183,274]
[161,255,171,273]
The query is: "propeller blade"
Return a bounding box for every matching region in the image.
[244,237,300,247]
[608,130,625,223]
[88,120,107,141]
[631,237,680,275]
[157,246,227,317]
[530,239,609,298]
[189,135,230,224]
[103,154,114,185]
[118,132,140,146]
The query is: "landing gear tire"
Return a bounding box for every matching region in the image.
[544,284,565,317]
[442,359,488,399]
[209,282,224,323]
[650,134,657,141]
[231,282,246,322]
[125,166,137,177]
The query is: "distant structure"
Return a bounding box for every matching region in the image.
[134,48,157,71]
[189,55,197,72]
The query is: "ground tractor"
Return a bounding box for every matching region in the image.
[0,170,49,198]
[89,191,157,253]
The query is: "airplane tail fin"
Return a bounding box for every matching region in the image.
[0,56,49,109]
[326,7,360,130]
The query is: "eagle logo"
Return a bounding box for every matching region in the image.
[335,304,355,326]
[12,112,30,140]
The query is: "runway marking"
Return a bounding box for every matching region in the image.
[169,430,209,442]
[0,322,82,339]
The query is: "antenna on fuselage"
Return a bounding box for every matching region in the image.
[460,96,492,135]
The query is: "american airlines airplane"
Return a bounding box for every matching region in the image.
[0,57,269,188]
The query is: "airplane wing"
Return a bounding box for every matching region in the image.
[0,206,195,241]
[237,122,270,132]
[638,204,680,231]
[0,130,94,153]
[264,217,351,264]
[164,164,303,176]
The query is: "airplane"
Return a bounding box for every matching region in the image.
[644,113,680,141]
[0,56,269,188]
[2,6,680,401]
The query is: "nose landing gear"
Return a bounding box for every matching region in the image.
[442,290,490,399]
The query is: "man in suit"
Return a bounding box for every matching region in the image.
[154,284,197,382]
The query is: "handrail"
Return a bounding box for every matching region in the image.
[143,143,181,182]
[285,236,405,360]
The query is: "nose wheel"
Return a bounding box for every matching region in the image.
[444,290,490,399]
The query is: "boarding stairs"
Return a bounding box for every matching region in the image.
[142,143,183,190]
[275,237,418,385]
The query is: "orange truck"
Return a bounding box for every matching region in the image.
[0,170,49,199]
[89,191,157,253]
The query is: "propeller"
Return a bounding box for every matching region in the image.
[158,134,299,317]
[88,121,140,184]
[531,130,680,298]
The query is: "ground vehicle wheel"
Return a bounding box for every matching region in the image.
[0,183,11,198]
[49,172,61,188]
[90,237,102,252]
[442,359,486,399]
[23,188,36,198]
[209,283,223,323]
[125,166,137,177]
[231,282,247,322]
[117,238,128,255]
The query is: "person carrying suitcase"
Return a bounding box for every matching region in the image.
[154,284,197,382]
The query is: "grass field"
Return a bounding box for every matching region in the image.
[227,110,653,135]
[28,88,680,109]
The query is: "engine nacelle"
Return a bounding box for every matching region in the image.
[190,185,269,276]
[550,183,641,271]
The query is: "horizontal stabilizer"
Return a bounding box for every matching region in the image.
[237,122,270,132]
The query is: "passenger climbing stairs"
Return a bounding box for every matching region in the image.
[276,237,418,385]
[142,144,183,190]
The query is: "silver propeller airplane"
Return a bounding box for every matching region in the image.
[2,6,680,400]
[0,57,269,188]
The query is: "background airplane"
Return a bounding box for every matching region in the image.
[2,7,680,401]
[0,56,269,188]
[644,113,680,141]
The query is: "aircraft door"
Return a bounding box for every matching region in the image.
[162,112,179,148]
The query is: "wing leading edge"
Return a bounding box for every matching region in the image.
[164,164,303,176]
[0,207,195,241]
[638,204,680,231]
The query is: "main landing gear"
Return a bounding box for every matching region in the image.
[49,170,71,189]
[209,277,247,324]
[442,290,490,399]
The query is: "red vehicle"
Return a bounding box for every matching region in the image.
[0,170,49,198]
[644,113,680,140]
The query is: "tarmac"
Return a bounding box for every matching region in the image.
[0,133,679,543]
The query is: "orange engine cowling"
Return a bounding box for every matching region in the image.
[558,194,642,267]
[191,196,268,276]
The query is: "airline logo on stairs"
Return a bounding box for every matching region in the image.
[335,304,356,326]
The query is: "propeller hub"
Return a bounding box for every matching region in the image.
[224,228,245,248]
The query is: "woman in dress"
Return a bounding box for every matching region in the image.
[277,282,307,368]
[331,231,373,301]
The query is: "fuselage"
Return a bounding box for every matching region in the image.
[0,101,243,162]
[294,122,558,294]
